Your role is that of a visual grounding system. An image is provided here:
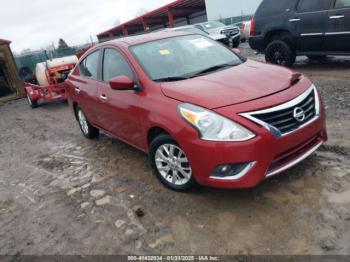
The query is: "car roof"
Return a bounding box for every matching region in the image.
[98,31,193,47]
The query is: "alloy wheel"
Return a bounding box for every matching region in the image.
[155,144,192,186]
[268,43,288,65]
[78,109,89,135]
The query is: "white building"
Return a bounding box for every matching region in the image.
[205,0,262,22]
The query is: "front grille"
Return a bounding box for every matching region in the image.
[221,28,239,37]
[241,86,319,137]
[253,90,316,134]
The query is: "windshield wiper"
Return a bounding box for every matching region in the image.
[153,76,189,82]
[188,63,237,78]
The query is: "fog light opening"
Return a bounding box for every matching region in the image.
[220,165,231,174]
[211,162,256,180]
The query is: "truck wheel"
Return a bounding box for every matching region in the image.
[26,92,38,108]
[149,134,198,192]
[265,40,296,67]
[76,106,99,139]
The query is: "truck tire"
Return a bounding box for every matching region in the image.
[265,40,296,67]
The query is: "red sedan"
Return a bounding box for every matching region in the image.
[66,31,327,191]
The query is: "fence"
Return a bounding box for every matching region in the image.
[14,44,93,80]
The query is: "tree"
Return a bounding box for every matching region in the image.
[57,39,72,56]
[58,39,69,50]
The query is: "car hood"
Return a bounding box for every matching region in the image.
[207,28,224,34]
[160,60,297,109]
[209,33,227,40]
[207,25,238,34]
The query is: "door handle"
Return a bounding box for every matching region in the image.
[75,87,80,94]
[289,18,301,22]
[100,94,108,101]
[329,15,344,19]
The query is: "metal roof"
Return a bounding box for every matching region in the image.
[97,0,205,38]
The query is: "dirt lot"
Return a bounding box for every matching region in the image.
[0,43,349,255]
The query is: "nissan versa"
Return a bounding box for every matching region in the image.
[66,32,327,191]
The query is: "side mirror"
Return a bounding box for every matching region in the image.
[109,75,134,91]
[232,48,241,56]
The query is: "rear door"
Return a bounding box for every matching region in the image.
[325,0,350,52]
[73,50,101,125]
[97,47,143,147]
[291,0,332,52]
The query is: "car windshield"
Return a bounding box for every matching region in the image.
[130,35,242,82]
[202,21,225,29]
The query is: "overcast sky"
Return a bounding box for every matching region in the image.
[0,0,174,53]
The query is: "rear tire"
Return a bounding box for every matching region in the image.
[265,40,296,67]
[26,92,38,108]
[149,134,198,192]
[75,106,99,139]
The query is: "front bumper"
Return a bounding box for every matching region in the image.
[176,85,327,189]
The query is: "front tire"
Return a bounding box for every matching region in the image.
[265,40,296,67]
[149,134,197,192]
[76,106,99,139]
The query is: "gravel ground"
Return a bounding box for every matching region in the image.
[0,43,349,255]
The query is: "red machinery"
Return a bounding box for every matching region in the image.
[25,82,69,108]
[25,45,92,108]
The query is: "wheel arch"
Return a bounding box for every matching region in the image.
[265,29,294,49]
[147,126,170,146]
[73,102,79,121]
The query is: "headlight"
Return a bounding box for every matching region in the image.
[178,103,255,142]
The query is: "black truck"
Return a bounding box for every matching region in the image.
[249,0,350,66]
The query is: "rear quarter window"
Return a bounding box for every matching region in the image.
[79,50,100,80]
[296,0,331,12]
[334,0,350,8]
[256,0,290,17]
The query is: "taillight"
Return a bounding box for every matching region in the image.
[250,18,256,36]
[242,22,246,31]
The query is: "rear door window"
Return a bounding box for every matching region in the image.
[334,0,350,8]
[80,50,100,80]
[296,0,331,12]
[256,0,290,17]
